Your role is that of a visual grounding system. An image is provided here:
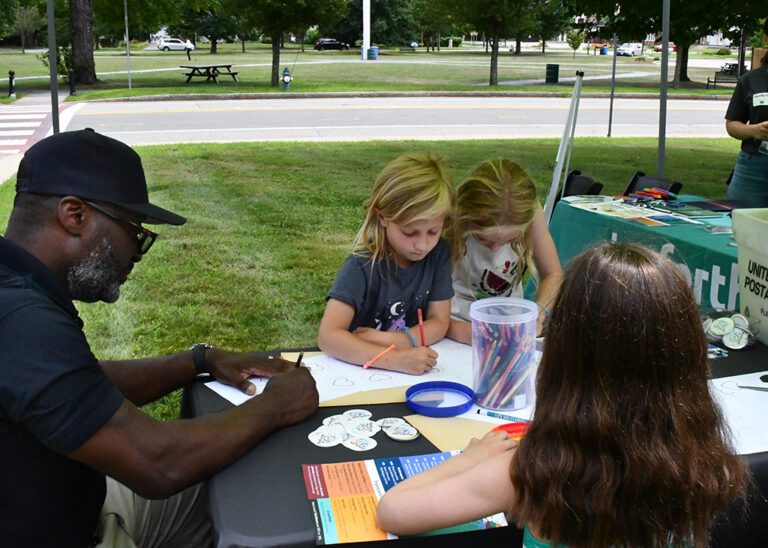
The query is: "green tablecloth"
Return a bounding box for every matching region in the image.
[548,199,738,312]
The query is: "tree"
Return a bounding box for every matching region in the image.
[533,0,572,54]
[324,0,418,48]
[572,0,764,84]
[93,0,179,46]
[567,29,584,59]
[12,4,46,53]
[70,0,96,84]
[235,0,346,87]
[447,0,536,85]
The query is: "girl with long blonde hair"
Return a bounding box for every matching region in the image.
[318,152,455,374]
[447,159,562,341]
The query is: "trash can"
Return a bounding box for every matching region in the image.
[600,46,608,55]
[545,63,559,84]
[368,46,379,60]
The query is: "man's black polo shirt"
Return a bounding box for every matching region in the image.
[0,237,124,547]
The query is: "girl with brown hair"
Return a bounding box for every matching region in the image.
[377,242,746,547]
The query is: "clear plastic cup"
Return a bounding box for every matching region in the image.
[470,297,538,411]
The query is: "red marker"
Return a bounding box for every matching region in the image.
[417,308,426,346]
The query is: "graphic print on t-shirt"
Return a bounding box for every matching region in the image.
[478,259,518,297]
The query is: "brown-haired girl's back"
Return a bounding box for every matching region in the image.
[377,242,746,547]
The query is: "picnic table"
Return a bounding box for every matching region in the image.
[180,64,238,83]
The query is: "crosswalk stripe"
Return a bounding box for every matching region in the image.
[0,130,35,137]
[0,139,27,145]
[0,114,47,120]
[0,122,40,128]
[0,149,20,154]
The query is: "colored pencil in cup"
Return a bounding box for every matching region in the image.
[363,344,395,369]
[417,308,426,346]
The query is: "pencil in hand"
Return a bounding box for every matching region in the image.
[417,308,426,346]
[295,352,304,368]
[363,344,395,369]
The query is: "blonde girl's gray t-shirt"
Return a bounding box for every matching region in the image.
[327,239,454,332]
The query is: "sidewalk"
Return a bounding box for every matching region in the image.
[0,90,61,184]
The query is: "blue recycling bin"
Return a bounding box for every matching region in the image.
[600,46,608,55]
[369,46,379,60]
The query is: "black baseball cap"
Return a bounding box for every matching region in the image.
[15,129,186,225]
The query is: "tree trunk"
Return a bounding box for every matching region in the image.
[69,0,97,84]
[270,32,281,87]
[541,36,545,54]
[489,33,500,86]
[241,39,245,53]
[437,32,441,52]
[514,35,521,55]
[210,37,218,54]
[675,43,691,84]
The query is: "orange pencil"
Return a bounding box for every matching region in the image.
[363,344,395,369]
[417,308,426,346]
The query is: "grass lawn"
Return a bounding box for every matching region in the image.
[0,42,740,100]
[0,138,740,419]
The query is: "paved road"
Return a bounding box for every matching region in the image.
[62,96,730,146]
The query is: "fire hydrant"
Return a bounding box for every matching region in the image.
[281,67,292,91]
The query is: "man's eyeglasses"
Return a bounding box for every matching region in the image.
[83,200,158,255]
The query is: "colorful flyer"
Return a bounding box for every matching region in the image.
[302,451,508,544]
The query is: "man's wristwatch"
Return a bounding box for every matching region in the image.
[192,343,215,376]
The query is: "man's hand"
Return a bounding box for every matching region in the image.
[259,367,319,427]
[207,349,295,395]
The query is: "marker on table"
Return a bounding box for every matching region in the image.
[295,352,304,368]
[401,326,418,348]
[417,308,426,346]
[363,344,395,369]
[476,408,531,423]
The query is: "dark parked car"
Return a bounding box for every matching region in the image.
[314,38,349,51]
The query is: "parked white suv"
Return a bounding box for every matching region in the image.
[157,38,194,51]
[616,42,643,56]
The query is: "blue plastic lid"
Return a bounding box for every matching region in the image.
[405,381,474,418]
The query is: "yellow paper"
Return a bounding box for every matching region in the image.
[404,415,497,452]
[320,386,407,407]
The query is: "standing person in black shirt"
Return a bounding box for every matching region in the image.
[725,20,768,206]
[0,129,318,547]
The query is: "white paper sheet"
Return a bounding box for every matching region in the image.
[205,339,476,406]
[710,371,768,455]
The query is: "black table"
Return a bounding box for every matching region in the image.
[180,64,239,83]
[189,345,768,547]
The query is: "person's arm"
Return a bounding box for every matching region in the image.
[317,299,437,374]
[528,205,563,332]
[725,119,768,141]
[69,366,318,499]
[447,318,471,344]
[376,431,518,536]
[101,349,296,406]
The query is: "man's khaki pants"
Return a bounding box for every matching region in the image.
[95,477,213,548]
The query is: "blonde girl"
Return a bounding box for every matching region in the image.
[377,243,747,547]
[318,153,455,375]
[447,159,562,342]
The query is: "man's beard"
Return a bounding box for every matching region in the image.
[67,238,129,303]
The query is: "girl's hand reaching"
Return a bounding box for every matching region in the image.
[461,430,518,463]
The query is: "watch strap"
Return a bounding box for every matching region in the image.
[193,343,213,376]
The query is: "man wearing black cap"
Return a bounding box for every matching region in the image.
[0,129,319,547]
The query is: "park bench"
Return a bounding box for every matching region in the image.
[706,71,738,90]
